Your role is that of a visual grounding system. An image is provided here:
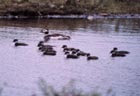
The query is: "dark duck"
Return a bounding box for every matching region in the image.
[66,53,79,59]
[43,49,56,56]
[37,41,55,52]
[110,47,130,57]
[13,39,28,46]
[86,54,99,60]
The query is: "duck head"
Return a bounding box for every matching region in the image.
[110,47,118,53]
[13,39,18,42]
[37,41,44,47]
[62,45,67,48]
[86,53,91,57]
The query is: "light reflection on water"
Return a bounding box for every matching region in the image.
[0,19,140,96]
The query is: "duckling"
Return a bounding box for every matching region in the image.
[39,46,53,52]
[72,50,77,54]
[87,54,99,60]
[62,45,67,48]
[75,49,80,52]
[66,54,79,59]
[70,48,76,51]
[63,47,71,52]
[77,51,88,56]
[13,39,28,46]
[111,53,126,57]
[43,50,56,56]
[37,41,44,47]
[44,35,50,42]
[110,47,130,54]
[64,51,70,55]
[39,44,55,52]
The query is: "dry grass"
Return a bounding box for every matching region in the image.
[0,0,139,16]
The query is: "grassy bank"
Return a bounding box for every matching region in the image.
[0,0,140,17]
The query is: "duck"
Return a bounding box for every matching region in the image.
[111,53,126,57]
[43,50,56,56]
[38,43,55,52]
[110,47,130,54]
[41,29,71,39]
[62,45,67,48]
[64,51,70,55]
[72,50,77,54]
[87,54,99,60]
[77,51,88,56]
[44,35,50,42]
[39,46,53,52]
[37,41,44,47]
[63,47,71,52]
[13,39,28,46]
[66,53,79,59]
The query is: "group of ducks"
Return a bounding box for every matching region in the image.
[12,29,130,60]
[36,29,71,56]
[62,45,99,60]
[37,41,57,55]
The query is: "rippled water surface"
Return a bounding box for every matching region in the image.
[0,18,140,96]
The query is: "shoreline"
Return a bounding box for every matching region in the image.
[0,14,140,19]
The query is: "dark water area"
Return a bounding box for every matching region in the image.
[0,18,140,96]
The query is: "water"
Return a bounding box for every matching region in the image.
[0,18,140,96]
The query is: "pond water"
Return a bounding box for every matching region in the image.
[0,18,140,96]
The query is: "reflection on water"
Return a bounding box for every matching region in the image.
[0,19,140,96]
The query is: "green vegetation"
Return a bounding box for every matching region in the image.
[0,0,139,16]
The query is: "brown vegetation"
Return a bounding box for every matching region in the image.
[0,0,139,16]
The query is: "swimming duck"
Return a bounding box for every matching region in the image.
[63,47,71,52]
[44,35,50,42]
[39,46,53,52]
[43,50,56,56]
[87,54,99,60]
[62,45,67,48]
[13,39,28,46]
[38,43,55,52]
[111,53,126,57]
[37,41,44,47]
[41,29,71,39]
[64,51,70,55]
[110,47,130,54]
[38,41,55,47]
[72,50,77,54]
[77,51,88,56]
[66,54,79,59]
